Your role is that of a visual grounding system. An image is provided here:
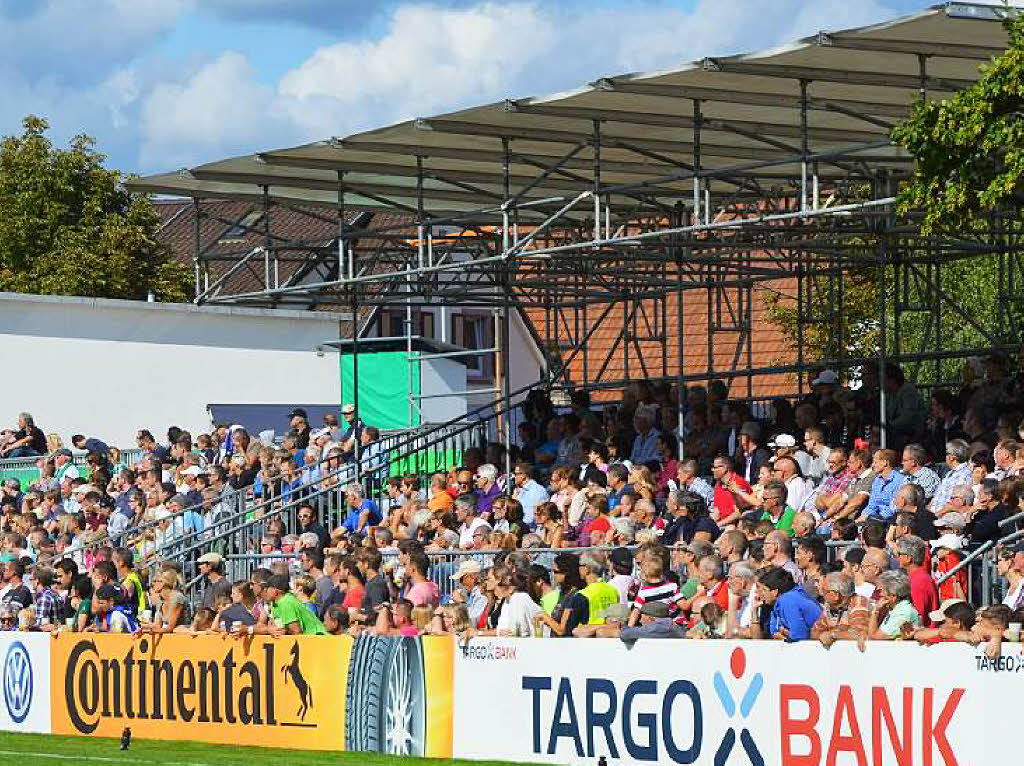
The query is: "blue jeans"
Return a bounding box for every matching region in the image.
[6,447,40,458]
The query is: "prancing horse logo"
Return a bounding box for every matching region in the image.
[282,642,313,720]
[3,641,33,724]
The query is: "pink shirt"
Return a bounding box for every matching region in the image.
[406,580,440,608]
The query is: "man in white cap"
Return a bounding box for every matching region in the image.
[339,404,365,460]
[769,433,812,476]
[451,560,487,625]
[198,552,231,609]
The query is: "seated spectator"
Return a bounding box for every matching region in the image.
[932,534,968,601]
[1,413,47,458]
[710,455,751,526]
[724,563,758,638]
[901,443,940,501]
[759,481,797,534]
[663,490,719,546]
[997,546,1024,610]
[341,484,381,535]
[859,449,906,523]
[911,599,975,644]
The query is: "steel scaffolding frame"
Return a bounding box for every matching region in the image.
[131,3,1024,444]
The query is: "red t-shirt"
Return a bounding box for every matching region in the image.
[583,515,612,536]
[706,579,730,611]
[936,553,968,601]
[342,584,365,609]
[909,567,939,627]
[713,473,752,521]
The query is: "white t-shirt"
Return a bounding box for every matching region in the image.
[458,517,492,549]
[608,574,635,605]
[496,592,542,637]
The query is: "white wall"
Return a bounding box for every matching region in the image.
[419,357,468,424]
[0,293,345,447]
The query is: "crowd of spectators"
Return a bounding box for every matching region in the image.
[0,356,1023,649]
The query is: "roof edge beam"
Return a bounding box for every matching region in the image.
[507,101,885,144]
[818,32,1005,61]
[701,58,973,91]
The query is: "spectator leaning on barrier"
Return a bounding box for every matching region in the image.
[758,565,821,642]
[869,570,920,640]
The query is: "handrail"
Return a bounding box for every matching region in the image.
[74,417,487,557]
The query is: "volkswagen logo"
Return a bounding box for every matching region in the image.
[3,641,33,724]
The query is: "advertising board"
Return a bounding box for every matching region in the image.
[51,633,349,750]
[0,633,50,734]
[453,638,1021,766]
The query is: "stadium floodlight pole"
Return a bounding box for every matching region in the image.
[192,197,201,300]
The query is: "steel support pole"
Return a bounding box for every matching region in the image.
[878,175,890,448]
[592,120,602,242]
[676,205,686,459]
[693,100,702,225]
[501,138,514,489]
[800,80,810,213]
[262,185,271,293]
[192,198,201,300]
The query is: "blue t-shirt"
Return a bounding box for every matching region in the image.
[768,586,822,642]
[343,498,381,533]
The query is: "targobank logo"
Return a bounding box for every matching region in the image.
[3,641,33,723]
[712,648,764,766]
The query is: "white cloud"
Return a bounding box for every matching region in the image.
[139,52,294,168]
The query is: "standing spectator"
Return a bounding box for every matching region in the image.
[52,449,80,484]
[405,551,440,608]
[758,566,821,642]
[675,460,714,510]
[724,563,758,638]
[536,552,589,637]
[287,408,311,450]
[932,535,968,602]
[578,555,619,625]
[629,410,659,466]
[358,549,390,611]
[884,363,929,449]
[763,531,802,583]
[71,435,110,457]
[895,535,939,626]
[811,572,870,647]
[33,567,61,628]
[802,427,832,484]
[338,404,365,462]
[198,552,232,610]
[90,583,137,633]
[256,574,326,635]
[512,463,548,526]
[734,422,770,486]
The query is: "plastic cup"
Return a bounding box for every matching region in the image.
[65,618,75,631]
[141,609,154,623]
[1009,622,1022,642]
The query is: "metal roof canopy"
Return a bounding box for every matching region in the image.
[124,3,1021,305]
[129,2,1009,226]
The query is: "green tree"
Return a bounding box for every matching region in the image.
[0,116,191,301]
[892,6,1024,233]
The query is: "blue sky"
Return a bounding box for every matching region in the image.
[0,0,978,174]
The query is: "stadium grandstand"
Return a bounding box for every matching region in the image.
[1,4,1024,763]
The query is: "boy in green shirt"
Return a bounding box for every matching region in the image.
[255,575,327,636]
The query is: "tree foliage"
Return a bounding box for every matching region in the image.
[892,6,1024,233]
[0,116,191,301]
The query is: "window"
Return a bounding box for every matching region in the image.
[377,310,435,340]
[451,312,494,379]
[218,211,263,243]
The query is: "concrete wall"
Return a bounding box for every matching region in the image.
[0,293,346,447]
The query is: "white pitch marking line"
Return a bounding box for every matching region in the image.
[0,749,211,766]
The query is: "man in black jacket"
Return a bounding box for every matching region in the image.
[734,421,770,486]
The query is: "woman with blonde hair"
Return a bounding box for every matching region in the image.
[142,569,187,633]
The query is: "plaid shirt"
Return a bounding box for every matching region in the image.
[35,588,62,627]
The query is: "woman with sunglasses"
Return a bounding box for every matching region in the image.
[998,548,1024,610]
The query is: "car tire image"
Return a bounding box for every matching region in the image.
[346,637,426,756]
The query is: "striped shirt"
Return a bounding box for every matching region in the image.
[632,580,682,623]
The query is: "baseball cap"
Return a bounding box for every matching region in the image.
[811,370,840,386]
[197,552,223,565]
[640,601,670,618]
[929,598,965,624]
[289,408,308,419]
[768,433,797,449]
[341,404,356,415]
[609,547,634,571]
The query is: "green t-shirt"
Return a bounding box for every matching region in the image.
[580,581,620,625]
[762,506,797,534]
[679,576,700,600]
[271,593,326,635]
[879,599,920,637]
[540,588,560,615]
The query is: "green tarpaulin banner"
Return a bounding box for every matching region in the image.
[339,351,420,430]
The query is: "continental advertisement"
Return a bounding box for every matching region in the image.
[47,633,454,756]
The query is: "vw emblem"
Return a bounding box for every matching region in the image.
[3,641,33,724]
